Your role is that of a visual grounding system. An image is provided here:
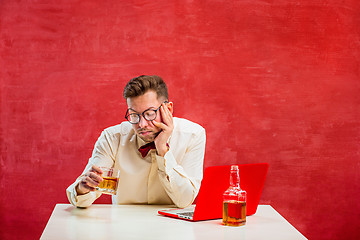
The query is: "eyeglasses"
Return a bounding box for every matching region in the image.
[125,101,168,124]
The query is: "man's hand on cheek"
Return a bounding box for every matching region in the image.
[152,103,173,157]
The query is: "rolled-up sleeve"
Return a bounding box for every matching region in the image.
[66,129,117,207]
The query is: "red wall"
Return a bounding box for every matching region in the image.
[1,1,359,239]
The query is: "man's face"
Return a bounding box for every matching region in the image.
[126,90,164,142]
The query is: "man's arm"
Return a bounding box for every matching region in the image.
[155,126,206,208]
[66,129,118,207]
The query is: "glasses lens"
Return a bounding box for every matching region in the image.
[143,109,157,121]
[127,113,140,124]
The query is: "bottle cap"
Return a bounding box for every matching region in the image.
[231,165,239,171]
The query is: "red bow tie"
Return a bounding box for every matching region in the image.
[138,142,156,158]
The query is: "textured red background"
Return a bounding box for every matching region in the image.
[1,1,359,239]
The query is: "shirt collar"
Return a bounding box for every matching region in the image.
[136,134,147,149]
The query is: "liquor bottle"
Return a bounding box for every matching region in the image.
[223,165,247,226]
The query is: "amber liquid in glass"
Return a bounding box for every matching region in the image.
[96,176,118,195]
[223,200,246,226]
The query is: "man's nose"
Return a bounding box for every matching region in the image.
[139,115,150,128]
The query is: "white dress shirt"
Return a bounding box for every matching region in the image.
[66,117,206,208]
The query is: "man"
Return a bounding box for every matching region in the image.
[66,75,206,208]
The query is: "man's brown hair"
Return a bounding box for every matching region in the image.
[123,75,169,100]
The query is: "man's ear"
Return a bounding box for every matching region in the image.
[166,102,174,114]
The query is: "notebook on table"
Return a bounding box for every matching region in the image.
[158,163,269,221]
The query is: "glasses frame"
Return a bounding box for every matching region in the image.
[125,101,168,124]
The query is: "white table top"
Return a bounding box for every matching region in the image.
[40,204,307,240]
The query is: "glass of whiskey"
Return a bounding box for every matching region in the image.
[95,167,120,195]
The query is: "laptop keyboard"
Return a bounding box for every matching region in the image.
[178,211,194,219]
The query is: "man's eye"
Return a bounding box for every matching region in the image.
[129,114,139,120]
[144,111,156,119]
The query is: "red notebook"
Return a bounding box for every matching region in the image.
[158,163,269,221]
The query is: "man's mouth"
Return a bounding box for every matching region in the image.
[139,131,152,136]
